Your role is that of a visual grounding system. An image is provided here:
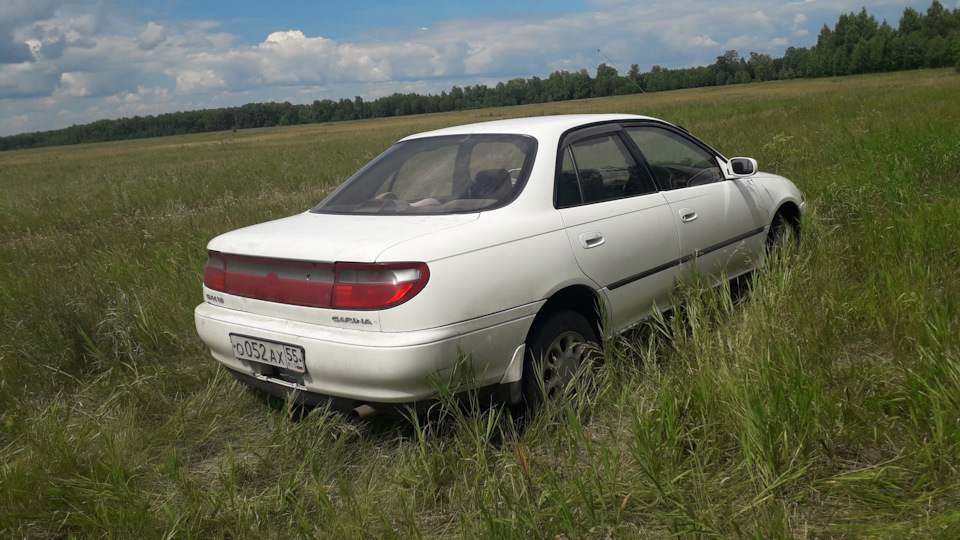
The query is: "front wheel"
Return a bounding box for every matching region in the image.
[766,213,788,250]
[521,309,598,416]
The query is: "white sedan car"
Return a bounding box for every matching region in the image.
[195,114,804,418]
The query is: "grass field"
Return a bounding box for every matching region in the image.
[1,69,959,538]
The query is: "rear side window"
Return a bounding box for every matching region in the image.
[313,134,537,214]
[556,131,656,208]
[625,127,722,190]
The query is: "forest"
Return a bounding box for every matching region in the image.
[1,1,958,151]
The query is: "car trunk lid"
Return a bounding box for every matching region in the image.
[207,211,479,262]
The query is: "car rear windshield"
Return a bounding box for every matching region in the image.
[312,134,538,215]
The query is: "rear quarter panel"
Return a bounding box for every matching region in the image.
[375,208,591,333]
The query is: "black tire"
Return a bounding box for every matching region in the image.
[766,212,788,250]
[521,309,598,416]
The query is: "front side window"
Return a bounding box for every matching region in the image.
[625,127,722,190]
[556,131,655,208]
[313,134,537,215]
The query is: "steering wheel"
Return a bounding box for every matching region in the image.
[686,168,716,187]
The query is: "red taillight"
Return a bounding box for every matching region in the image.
[202,251,428,310]
[332,263,430,310]
[203,251,226,291]
[226,266,334,308]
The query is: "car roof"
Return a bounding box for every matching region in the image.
[400,114,668,141]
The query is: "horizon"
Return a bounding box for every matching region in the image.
[0,0,946,137]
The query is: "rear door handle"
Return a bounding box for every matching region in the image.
[579,231,605,248]
[679,208,698,223]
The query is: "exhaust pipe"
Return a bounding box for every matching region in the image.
[350,404,378,420]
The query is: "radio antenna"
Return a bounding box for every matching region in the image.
[597,49,645,93]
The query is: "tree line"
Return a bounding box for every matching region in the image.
[2,1,958,151]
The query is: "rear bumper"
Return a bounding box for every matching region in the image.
[227,369,521,418]
[195,302,535,405]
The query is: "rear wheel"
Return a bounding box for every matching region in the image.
[521,309,598,416]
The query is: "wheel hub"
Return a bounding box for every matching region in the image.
[541,330,588,399]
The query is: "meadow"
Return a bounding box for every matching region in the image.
[1,69,958,538]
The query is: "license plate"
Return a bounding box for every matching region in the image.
[229,334,306,372]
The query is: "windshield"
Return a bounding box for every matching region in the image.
[312,134,538,215]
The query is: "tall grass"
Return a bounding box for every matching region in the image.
[1,70,958,537]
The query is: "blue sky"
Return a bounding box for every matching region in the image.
[0,0,944,136]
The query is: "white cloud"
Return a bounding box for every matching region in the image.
[173,68,227,94]
[0,60,61,98]
[53,65,139,98]
[750,10,773,26]
[11,114,29,128]
[0,0,67,62]
[263,30,307,45]
[0,0,938,136]
[792,12,809,36]
[56,72,91,96]
[138,22,166,50]
[689,35,719,47]
[723,35,758,50]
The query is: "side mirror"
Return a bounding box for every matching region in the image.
[729,157,757,177]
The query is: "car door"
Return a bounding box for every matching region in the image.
[623,125,769,284]
[555,126,680,330]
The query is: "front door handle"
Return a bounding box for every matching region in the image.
[679,208,698,223]
[579,231,605,249]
